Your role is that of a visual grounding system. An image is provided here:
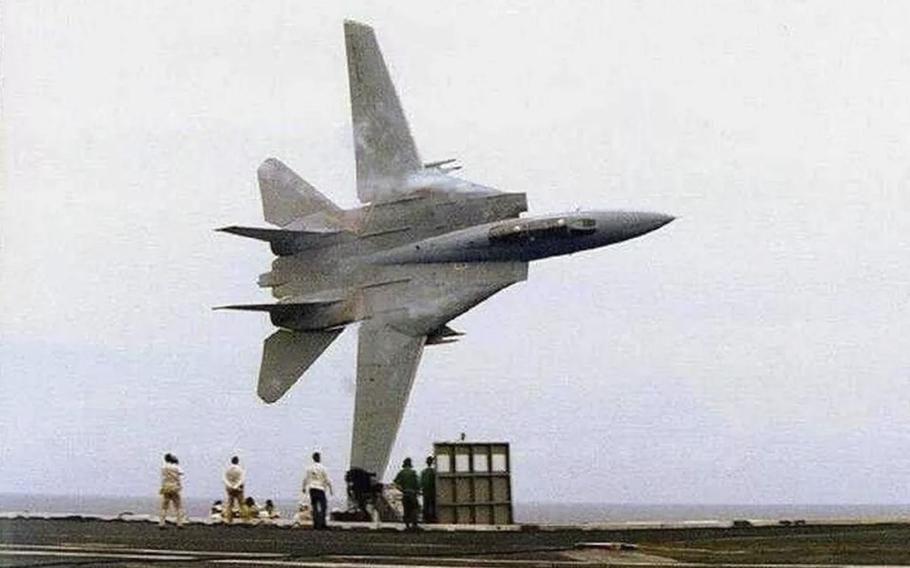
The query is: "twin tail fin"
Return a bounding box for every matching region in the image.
[258,329,343,403]
[257,158,346,230]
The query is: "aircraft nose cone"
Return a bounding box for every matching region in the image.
[627,212,675,238]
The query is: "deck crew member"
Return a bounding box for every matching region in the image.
[159,453,184,528]
[303,452,333,529]
[223,456,245,524]
[394,457,420,530]
[420,456,436,523]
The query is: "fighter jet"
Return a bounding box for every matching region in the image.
[218,20,673,478]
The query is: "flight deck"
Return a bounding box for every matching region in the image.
[3,514,910,567]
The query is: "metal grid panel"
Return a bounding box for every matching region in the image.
[434,442,513,525]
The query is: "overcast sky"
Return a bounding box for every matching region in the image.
[2,1,909,505]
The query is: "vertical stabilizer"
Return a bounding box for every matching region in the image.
[257,158,345,230]
[258,328,343,403]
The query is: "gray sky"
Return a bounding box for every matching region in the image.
[2,1,909,504]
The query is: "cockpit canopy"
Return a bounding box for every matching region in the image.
[489,216,597,243]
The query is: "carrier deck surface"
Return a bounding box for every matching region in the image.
[3,516,910,567]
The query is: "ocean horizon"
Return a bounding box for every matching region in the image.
[2,493,909,524]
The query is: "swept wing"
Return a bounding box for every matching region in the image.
[350,261,527,476]
[345,21,421,203]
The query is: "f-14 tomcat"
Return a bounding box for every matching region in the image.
[218,20,673,478]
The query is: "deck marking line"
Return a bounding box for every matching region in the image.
[0,542,286,558]
[330,554,572,565]
[211,561,488,568]
[0,549,196,561]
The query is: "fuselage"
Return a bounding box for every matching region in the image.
[255,191,672,332]
[368,210,674,264]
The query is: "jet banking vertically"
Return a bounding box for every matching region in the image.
[218,20,673,478]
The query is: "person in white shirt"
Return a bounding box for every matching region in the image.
[302,452,333,529]
[159,453,184,528]
[223,455,245,524]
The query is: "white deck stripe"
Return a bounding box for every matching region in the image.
[0,549,195,561]
[329,554,572,564]
[0,542,286,558]
[211,560,463,568]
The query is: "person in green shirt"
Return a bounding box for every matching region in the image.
[420,456,436,523]
[393,457,420,529]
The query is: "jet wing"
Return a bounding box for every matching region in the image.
[350,320,426,479]
[345,20,422,203]
[350,261,527,477]
[345,20,507,205]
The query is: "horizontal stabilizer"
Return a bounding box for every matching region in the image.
[214,299,342,312]
[214,296,351,330]
[259,328,343,403]
[217,226,347,256]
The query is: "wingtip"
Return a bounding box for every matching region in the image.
[257,391,281,404]
[257,157,284,176]
[344,19,373,32]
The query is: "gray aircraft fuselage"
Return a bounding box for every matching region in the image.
[247,190,672,334]
[371,210,673,265]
